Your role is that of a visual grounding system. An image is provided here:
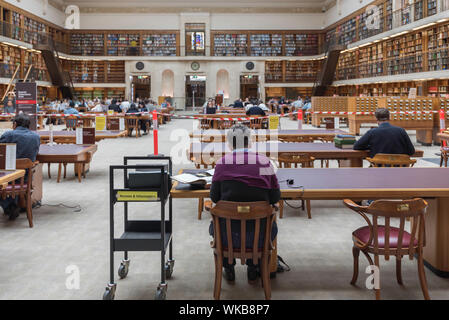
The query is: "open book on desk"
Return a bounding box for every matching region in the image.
[172,169,215,186]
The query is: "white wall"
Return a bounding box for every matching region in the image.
[80,13,180,30]
[210,13,325,30]
[324,0,374,28]
[79,12,325,30]
[5,0,66,27]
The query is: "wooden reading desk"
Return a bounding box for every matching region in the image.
[37,130,126,144]
[171,167,449,277]
[189,142,423,167]
[37,144,98,182]
[190,129,349,142]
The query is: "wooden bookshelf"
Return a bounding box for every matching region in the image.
[265,61,283,82]
[335,21,449,82]
[250,33,283,56]
[285,33,319,56]
[63,60,125,84]
[142,32,178,56]
[212,32,248,56]
[73,88,125,101]
[265,60,321,83]
[71,33,105,56]
[106,33,140,56]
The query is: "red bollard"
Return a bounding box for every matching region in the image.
[440,109,447,147]
[298,109,303,130]
[153,110,158,155]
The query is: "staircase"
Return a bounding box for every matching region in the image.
[34,36,74,99]
[312,37,344,97]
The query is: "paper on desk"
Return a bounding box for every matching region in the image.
[172,173,212,185]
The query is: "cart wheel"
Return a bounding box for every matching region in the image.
[118,260,130,279]
[103,284,116,300]
[155,284,167,300]
[165,260,175,279]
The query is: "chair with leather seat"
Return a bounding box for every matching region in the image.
[1,158,38,228]
[65,115,80,131]
[249,118,263,130]
[210,201,275,300]
[440,147,449,167]
[343,198,430,300]
[277,153,314,219]
[366,153,416,167]
[125,116,140,138]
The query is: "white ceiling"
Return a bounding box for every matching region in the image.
[52,0,335,13]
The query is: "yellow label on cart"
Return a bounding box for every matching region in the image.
[116,191,158,202]
[269,116,280,130]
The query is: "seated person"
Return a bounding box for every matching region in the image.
[138,102,150,135]
[0,114,40,220]
[108,99,122,113]
[4,99,15,114]
[126,103,139,115]
[64,101,79,115]
[210,124,280,282]
[354,108,415,158]
[246,104,266,116]
[233,99,244,108]
[205,100,217,115]
[258,101,269,112]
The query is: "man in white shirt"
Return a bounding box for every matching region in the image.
[91,103,104,112]
[291,96,304,111]
[258,100,269,112]
[120,100,130,113]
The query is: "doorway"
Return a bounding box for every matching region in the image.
[185,75,206,109]
[131,75,151,101]
[240,75,259,100]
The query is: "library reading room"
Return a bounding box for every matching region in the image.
[1,0,449,305]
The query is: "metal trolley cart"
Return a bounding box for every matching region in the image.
[103,156,174,300]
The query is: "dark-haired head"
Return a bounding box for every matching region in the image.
[375,108,390,122]
[13,113,31,129]
[69,101,75,108]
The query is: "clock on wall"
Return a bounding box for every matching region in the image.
[191,61,200,71]
[135,62,145,71]
[246,62,255,71]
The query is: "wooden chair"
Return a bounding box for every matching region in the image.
[440,147,449,167]
[210,201,275,300]
[191,154,218,220]
[366,154,416,167]
[219,120,235,130]
[125,116,140,138]
[343,199,430,300]
[1,159,38,228]
[200,119,214,130]
[277,153,314,219]
[250,118,263,130]
[65,115,80,131]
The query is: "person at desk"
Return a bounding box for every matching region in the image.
[234,99,244,108]
[4,99,15,114]
[353,108,415,158]
[108,99,122,113]
[210,124,280,282]
[138,102,150,135]
[0,114,40,220]
[246,104,266,116]
[64,101,79,115]
[205,100,218,115]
